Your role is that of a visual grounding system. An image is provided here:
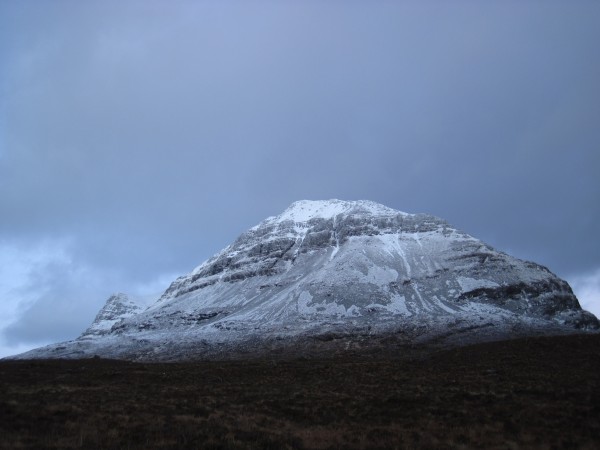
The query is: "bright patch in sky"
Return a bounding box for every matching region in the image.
[0,241,71,357]
[0,241,70,328]
[569,269,600,318]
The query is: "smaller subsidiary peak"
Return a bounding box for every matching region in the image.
[106,292,157,309]
[275,199,408,223]
[105,293,141,308]
[80,293,145,338]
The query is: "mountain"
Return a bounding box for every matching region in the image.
[11,200,598,361]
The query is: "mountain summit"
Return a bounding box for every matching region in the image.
[13,200,598,361]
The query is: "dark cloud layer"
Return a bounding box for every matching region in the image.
[1,1,599,356]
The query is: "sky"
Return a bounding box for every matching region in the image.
[1,1,599,358]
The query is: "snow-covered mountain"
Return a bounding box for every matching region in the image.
[12,200,598,361]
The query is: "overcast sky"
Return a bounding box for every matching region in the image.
[1,1,599,357]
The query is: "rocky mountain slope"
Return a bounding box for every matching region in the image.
[12,200,598,361]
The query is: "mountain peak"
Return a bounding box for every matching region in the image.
[271,199,409,224]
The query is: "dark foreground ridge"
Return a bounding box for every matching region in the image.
[2,333,599,449]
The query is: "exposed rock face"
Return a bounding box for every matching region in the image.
[11,200,598,361]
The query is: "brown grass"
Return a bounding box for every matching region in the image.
[1,334,599,449]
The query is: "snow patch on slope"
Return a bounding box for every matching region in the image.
[457,276,500,292]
